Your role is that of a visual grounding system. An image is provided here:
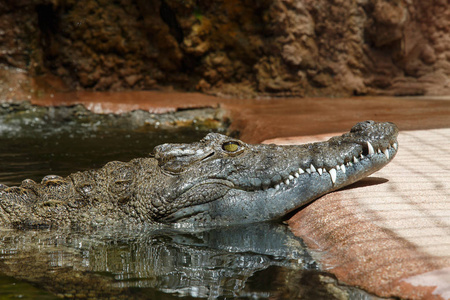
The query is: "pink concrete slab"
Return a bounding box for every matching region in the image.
[274,128,450,299]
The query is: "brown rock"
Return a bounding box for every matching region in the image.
[124,75,142,87]
[420,44,437,65]
[0,0,449,97]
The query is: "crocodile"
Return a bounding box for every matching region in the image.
[0,120,398,229]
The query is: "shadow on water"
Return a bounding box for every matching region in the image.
[0,103,375,299]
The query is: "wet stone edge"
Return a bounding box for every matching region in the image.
[0,101,230,138]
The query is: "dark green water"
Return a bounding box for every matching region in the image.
[0,105,372,299]
[0,128,211,186]
[0,102,226,186]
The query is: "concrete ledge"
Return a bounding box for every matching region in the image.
[268,128,450,300]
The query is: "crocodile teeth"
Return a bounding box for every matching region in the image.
[329,168,337,184]
[306,168,311,174]
[393,142,398,150]
[377,148,381,154]
[289,175,294,180]
[310,164,316,173]
[298,168,305,174]
[294,172,299,178]
[275,184,280,190]
[353,156,359,163]
[318,168,323,175]
[383,148,390,159]
[340,164,346,173]
[360,154,365,159]
[285,179,290,185]
[367,141,375,155]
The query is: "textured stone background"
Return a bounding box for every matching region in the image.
[1,0,449,98]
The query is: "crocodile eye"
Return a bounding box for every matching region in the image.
[222,141,240,152]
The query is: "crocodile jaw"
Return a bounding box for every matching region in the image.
[169,141,398,227]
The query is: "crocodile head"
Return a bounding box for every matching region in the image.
[152,120,399,227]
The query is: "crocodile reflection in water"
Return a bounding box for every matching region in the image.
[0,222,373,299]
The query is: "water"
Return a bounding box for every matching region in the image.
[0,224,322,299]
[0,104,373,299]
[0,129,212,186]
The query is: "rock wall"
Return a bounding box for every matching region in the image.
[0,0,449,98]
